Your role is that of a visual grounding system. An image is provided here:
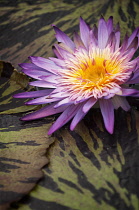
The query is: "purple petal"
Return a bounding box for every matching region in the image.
[120,34,128,52]
[22,69,52,80]
[58,42,74,53]
[52,46,63,59]
[73,31,84,48]
[127,37,138,51]
[53,26,75,50]
[82,97,97,113]
[109,86,121,94]
[70,104,86,130]
[115,22,120,32]
[128,57,139,68]
[126,68,139,83]
[115,31,120,50]
[29,56,60,74]
[92,24,98,39]
[106,32,116,51]
[48,104,79,135]
[118,97,130,111]
[50,90,69,99]
[128,27,139,47]
[89,30,98,47]
[39,75,58,83]
[117,88,139,96]
[99,99,114,134]
[21,102,68,121]
[98,17,108,49]
[79,17,90,49]
[49,57,66,67]
[13,89,53,98]
[107,16,113,35]
[122,48,136,61]
[25,96,60,105]
[103,93,115,99]
[127,77,139,84]
[112,96,130,111]
[19,63,45,71]
[29,81,57,88]
[54,44,74,60]
[54,98,72,108]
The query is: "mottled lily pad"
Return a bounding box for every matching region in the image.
[9,109,139,210]
[0,114,54,210]
[1,0,139,70]
[0,61,54,209]
[0,0,139,209]
[0,61,39,114]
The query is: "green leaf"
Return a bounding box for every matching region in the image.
[1,0,139,209]
[0,62,54,209]
[0,61,40,114]
[10,109,139,210]
[0,114,54,210]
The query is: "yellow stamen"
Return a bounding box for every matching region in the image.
[60,47,132,99]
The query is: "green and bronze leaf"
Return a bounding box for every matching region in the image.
[0,0,139,209]
[10,109,139,210]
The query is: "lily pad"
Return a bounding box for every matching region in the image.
[9,109,139,210]
[0,0,139,209]
[0,61,39,114]
[1,0,139,70]
[0,114,54,210]
[0,61,54,209]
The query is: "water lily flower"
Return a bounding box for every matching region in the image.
[14,16,139,135]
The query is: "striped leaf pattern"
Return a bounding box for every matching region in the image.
[0,0,139,209]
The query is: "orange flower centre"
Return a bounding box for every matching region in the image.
[60,47,131,99]
[73,56,123,89]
